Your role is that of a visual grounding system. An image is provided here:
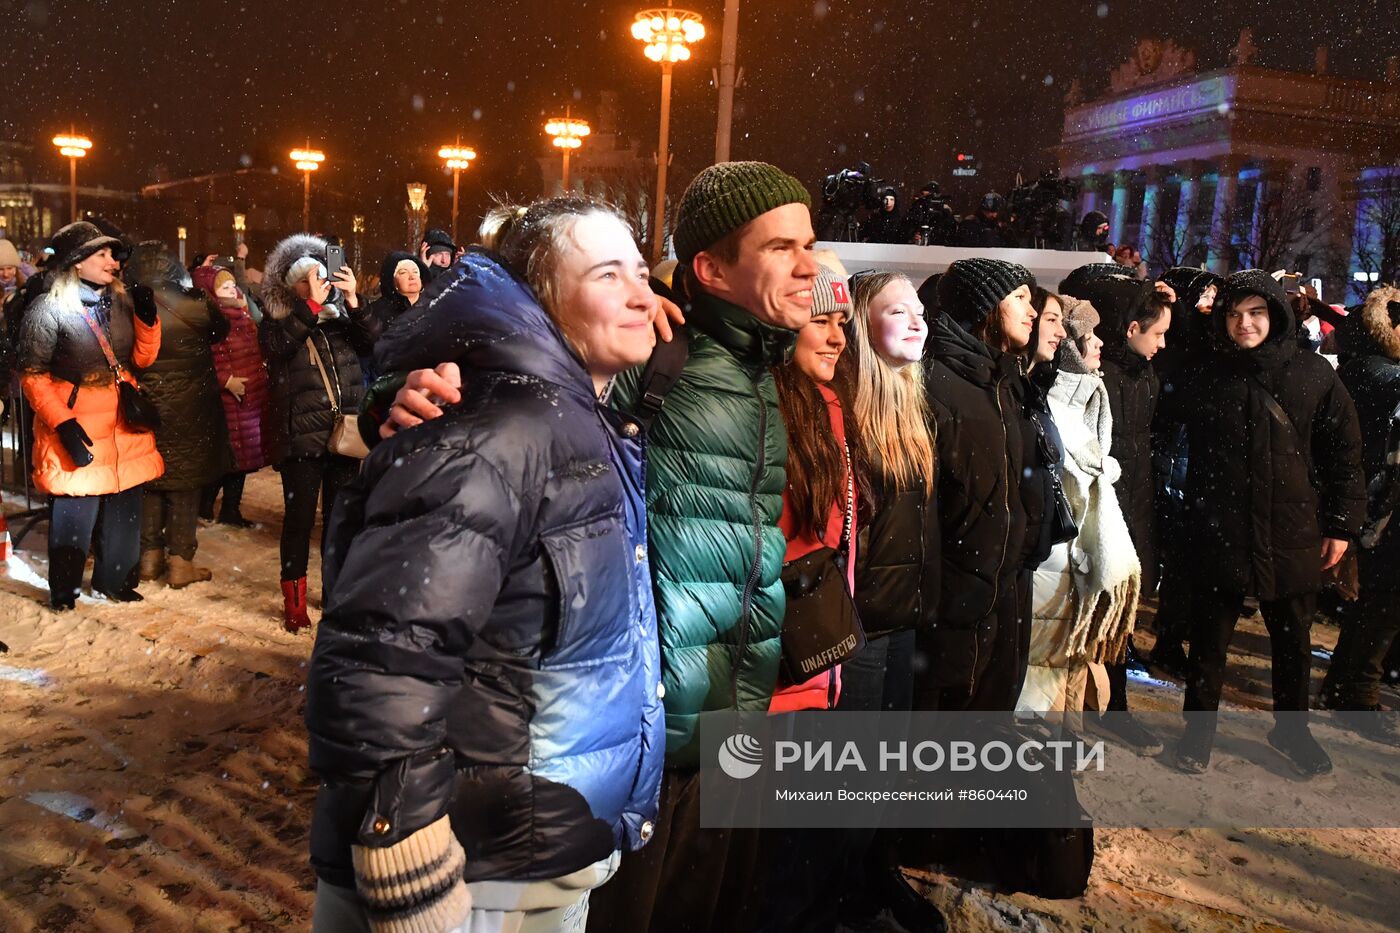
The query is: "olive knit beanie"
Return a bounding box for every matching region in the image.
[673,161,812,266]
[936,258,1033,328]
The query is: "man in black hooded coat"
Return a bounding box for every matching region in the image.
[1176,270,1364,776]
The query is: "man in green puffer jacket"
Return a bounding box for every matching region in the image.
[371,169,820,931]
[588,163,820,932]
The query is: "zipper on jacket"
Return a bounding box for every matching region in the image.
[734,374,768,709]
[978,375,1014,695]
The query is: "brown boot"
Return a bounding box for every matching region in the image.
[166,555,213,589]
[139,549,166,583]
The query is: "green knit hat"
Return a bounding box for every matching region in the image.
[673,161,812,266]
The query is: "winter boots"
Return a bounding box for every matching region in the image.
[166,555,212,589]
[139,549,166,582]
[281,577,312,633]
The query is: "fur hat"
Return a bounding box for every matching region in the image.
[1059,294,1101,341]
[47,221,123,271]
[672,161,811,265]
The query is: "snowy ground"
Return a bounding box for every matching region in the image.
[1,469,1398,931]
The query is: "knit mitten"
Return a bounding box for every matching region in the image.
[352,815,471,933]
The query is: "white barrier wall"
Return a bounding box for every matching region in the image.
[818,242,1115,291]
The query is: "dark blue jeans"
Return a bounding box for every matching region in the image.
[49,486,143,602]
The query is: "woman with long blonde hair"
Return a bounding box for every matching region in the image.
[827,269,944,930]
[17,222,164,609]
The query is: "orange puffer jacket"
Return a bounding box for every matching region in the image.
[19,286,164,496]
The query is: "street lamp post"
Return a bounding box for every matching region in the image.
[632,4,704,263]
[406,183,428,251]
[177,226,188,265]
[545,111,590,193]
[290,147,325,231]
[52,134,92,223]
[714,0,740,163]
[437,144,477,244]
[233,212,246,250]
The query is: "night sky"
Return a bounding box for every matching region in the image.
[1,0,1396,226]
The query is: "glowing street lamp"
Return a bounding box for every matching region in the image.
[290,147,325,231]
[233,212,247,248]
[177,225,188,264]
[632,3,704,262]
[545,111,590,193]
[406,182,428,250]
[437,144,477,244]
[52,133,93,223]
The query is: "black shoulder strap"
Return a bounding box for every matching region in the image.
[634,326,690,430]
[1250,373,1315,486]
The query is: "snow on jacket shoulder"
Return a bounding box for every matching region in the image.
[305,252,662,889]
[610,286,796,770]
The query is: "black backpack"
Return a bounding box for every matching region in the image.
[632,325,689,431]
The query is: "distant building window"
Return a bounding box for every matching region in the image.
[1306,167,1323,192]
[1302,208,1316,233]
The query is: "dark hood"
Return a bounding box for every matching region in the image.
[1058,262,1132,297]
[1212,268,1298,370]
[378,251,428,301]
[929,310,1022,390]
[1073,278,1158,371]
[373,249,595,403]
[1078,210,1108,239]
[1159,266,1223,317]
[1335,286,1400,363]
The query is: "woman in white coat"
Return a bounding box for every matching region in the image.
[1018,295,1142,715]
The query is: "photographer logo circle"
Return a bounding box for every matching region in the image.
[718,733,764,780]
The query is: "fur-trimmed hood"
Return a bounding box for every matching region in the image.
[261,233,328,321]
[1337,286,1400,363]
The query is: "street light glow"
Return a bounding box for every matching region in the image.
[632,6,703,63]
[438,145,477,170]
[233,213,246,232]
[406,183,428,212]
[53,134,92,157]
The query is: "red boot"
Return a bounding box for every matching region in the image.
[281,577,312,633]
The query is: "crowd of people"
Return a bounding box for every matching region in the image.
[1,157,1398,932]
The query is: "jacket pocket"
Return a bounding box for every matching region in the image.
[539,515,636,670]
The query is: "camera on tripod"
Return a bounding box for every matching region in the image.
[817,162,886,242]
[1007,171,1080,249]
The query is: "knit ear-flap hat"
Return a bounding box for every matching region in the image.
[672,161,812,266]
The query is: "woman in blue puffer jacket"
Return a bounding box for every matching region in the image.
[304,197,665,933]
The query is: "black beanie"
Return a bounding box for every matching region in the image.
[936,258,1033,328]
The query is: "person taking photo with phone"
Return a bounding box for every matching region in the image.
[259,234,372,633]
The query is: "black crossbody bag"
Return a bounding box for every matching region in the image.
[779,440,867,684]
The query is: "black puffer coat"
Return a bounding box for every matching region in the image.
[125,246,231,491]
[1184,270,1365,599]
[923,315,1027,690]
[1075,278,1162,588]
[138,286,231,490]
[1335,287,1400,594]
[306,252,662,888]
[854,464,940,639]
[258,235,372,463]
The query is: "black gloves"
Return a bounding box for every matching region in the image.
[55,419,94,468]
[130,283,159,326]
